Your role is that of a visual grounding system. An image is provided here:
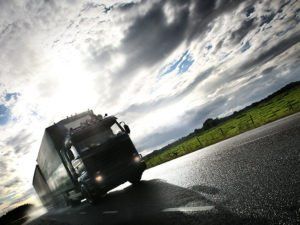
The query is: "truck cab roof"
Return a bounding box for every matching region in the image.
[37,110,116,162]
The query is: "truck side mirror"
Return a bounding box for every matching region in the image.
[124,124,130,134]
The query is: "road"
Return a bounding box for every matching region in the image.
[28,113,300,225]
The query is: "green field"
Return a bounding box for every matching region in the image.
[145,82,300,168]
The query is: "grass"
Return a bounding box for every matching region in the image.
[145,83,300,168]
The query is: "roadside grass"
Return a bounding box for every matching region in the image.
[146,85,300,168]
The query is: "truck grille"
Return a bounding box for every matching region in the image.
[82,135,136,177]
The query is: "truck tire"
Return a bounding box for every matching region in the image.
[129,173,142,185]
[81,185,97,204]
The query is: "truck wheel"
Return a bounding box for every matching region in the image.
[81,185,96,204]
[129,173,142,185]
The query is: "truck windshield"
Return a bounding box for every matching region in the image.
[73,122,123,153]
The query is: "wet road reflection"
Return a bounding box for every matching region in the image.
[31,179,269,225]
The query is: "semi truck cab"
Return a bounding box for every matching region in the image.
[62,115,146,203]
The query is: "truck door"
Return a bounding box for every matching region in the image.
[69,146,85,176]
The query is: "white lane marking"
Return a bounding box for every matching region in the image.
[103,210,118,214]
[162,205,215,212]
[81,198,87,203]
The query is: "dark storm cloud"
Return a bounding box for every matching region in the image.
[99,0,252,86]
[240,33,300,72]
[115,1,189,77]
[260,12,276,26]
[89,0,259,101]
[230,18,256,43]
[261,66,277,75]
[212,39,224,54]
[118,67,214,119]
[193,0,215,16]
[215,39,224,50]
[245,5,255,17]
[97,0,260,101]
[187,0,219,40]
[125,1,252,64]
[186,0,253,42]
[117,1,138,11]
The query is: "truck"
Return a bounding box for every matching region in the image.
[32,110,146,207]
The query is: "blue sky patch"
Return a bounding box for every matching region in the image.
[260,12,276,26]
[4,92,20,102]
[178,53,194,74]
[0,104,10,125]
[159,51,194,77]
[205,43,212,50]
[241,41,251,53]
[245,6,255,17]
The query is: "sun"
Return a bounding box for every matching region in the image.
[44,46,99,116]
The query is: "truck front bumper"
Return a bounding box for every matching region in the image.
[85,160,146,196]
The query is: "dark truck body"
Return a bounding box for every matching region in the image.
[33,110,146,207]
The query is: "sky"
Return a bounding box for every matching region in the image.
[0,0,299,215]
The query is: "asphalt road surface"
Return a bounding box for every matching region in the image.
[28,113,300,225]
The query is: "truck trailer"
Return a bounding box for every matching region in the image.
[32,110,146,207]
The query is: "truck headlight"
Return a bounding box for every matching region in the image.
[95,172,103,183]
[133,155,140,163]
